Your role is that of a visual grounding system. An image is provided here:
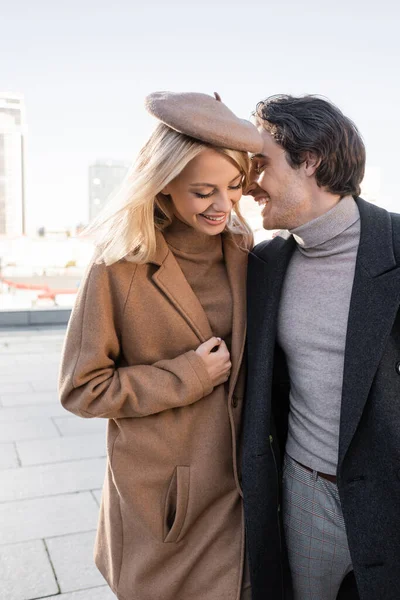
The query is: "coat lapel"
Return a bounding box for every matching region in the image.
[151,230,213,343]
[338,199,400,469]
[246,235,296,453]
[223,235,248,396]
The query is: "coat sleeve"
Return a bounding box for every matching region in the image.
[58,260,214,419]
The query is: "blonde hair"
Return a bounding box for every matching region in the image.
[86,123,252,265]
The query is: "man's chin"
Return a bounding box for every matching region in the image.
[262,216,276,231]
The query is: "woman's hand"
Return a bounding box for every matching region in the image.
[195,337,231,387]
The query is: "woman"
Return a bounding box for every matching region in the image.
[59,91,262,600]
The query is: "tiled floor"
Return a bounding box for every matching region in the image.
[0,326,115,600]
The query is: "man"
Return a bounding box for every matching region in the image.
[242,95,400,600]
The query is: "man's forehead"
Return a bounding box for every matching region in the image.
[251,131,285,161]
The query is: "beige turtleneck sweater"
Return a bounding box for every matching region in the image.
[163,218,233,350]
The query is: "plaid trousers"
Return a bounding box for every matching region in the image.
[282,454,353,600]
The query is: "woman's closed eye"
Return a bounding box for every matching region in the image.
[194,181,242,199]
[194,190,215,199]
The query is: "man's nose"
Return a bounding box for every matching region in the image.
[243,180,257,197]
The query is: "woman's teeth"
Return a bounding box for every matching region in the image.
[257,197,270,206]
[201,214,225,222]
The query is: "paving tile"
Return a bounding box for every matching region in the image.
[0,539,59,600]
[16,433,106,466]
[46,530,105,592]
[0,443,19,470]
[2,336,62,349]
[54,416,107,437]
[0,327,66,341]
[0,372,46,385]
[45,586,116,599]
[0,457,106,502]
[15,352,61,365]
[0,404,66,423]
[0,366,23,380]
[0,335,65,344]
[0,382,32,395]
[92,489,103,506]
[0,391,59,407]
[0,492,99,544]
[1,344,49,355]
[0,366,59,385]
[0,355,19,368]
[0,418,59,442]
[30,375,59,392]
[1,351,60,363]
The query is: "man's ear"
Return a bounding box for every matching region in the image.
[304,152,321,176]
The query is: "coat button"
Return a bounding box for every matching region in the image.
[396,362,400,375]
[231,395,238,408]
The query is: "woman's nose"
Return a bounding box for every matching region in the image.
[213,192,233,212]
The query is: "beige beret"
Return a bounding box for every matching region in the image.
[145,91,263,153]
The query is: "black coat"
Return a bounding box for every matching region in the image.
[242,198,400,600]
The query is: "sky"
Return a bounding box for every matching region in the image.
[1,0,400,232]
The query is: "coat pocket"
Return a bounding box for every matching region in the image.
[163,466,190,543]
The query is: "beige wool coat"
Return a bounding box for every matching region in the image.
[59,228,251,600]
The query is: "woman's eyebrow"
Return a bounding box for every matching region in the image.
[230,174,242,183]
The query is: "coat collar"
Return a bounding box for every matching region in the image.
[244,235,296,453]
[355,197,397,277]
[338,198,400,469]
[253,196,398,276]
[150,229,249,395]
[223,233,249,397]
[151,229,213,343]
[247,198,400,462]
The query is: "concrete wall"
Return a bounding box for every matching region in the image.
[0,309,71,328]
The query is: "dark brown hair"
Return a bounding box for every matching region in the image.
[254,95,366,197]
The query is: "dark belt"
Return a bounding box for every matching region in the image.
[294,459,337,484]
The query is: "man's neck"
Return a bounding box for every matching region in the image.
[294,191,342,229]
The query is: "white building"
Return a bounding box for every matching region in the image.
[0,93,26,236]
[89,160,129,222]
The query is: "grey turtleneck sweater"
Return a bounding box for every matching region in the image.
[277,196,361,474]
